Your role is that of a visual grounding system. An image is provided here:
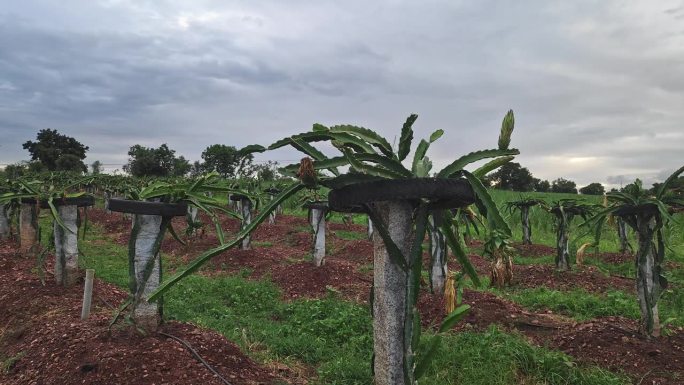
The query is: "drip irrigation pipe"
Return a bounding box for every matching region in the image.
[159,331,233,385]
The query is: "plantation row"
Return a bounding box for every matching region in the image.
[1,111,683,384]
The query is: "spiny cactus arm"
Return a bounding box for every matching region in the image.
[656,165,684,200]
[397,114,418,161]
[498,109,515,150]
[411,129,444,176]
[148,181,305,301]
[462,171,511,237]
[436,148,520,178]
[328,124,395,158]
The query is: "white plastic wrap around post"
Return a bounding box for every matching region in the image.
[311,208,326,266]
[187,205,199,236]
[268,196,276,225]
[54,205,80,286]
[241,198,252,250]
[104,191,111,213]
[191,206,199,221]
[132,213,163,331]
[367,217,373,240]
[81,269,95,320]
[429,216,447,294]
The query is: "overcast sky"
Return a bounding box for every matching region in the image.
[1,0,683,188]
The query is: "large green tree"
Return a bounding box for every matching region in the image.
[551,178,578,194]
[652,176,684,196]
[534,178,551,192]
[90,160,103,175]
[579,182,605,195]
[22,129,89,172]
[2,162,29,179]
[488,162,535,191]
[123,144,190,177]
[200,144,253,178]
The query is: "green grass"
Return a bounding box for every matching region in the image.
[497,287,684,328]
[164,274,629,385]
[582,257,634,278]
[421,327,628,385]
[284,207,369,226]
[499,288,640,321]
[1,351,25,375]
[335,230,367,241]
[73,222,629,385]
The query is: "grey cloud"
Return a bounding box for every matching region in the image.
[0,0,682,187]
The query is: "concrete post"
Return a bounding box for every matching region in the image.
[19,203,39,256]
[521,206,532,245]
[132,213,163,331]
[617,217,631,254]
[0,203,9,240]
[555,215,571,270]
[371,201,413,385]
[81,269,95,320]
[635,214,661,337]
[54,205,80,286]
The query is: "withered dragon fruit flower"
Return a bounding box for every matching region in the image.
[296,157,317,188]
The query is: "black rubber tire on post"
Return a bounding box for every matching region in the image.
[229,194,250,202]
[21,195,96,208]
[108,199,188,217]
[303,201,329,210]
[265,188,281,195]
[613,203,659,217]
[328,178,475,213]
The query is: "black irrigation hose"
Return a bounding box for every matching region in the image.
[158,331,233,385]
[98,295,115,310]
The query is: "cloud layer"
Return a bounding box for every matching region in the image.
[1,0,682,188]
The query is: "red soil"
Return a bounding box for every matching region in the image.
[512,263,635,293]
[0,239,294,385]
[327,221,367,233]
[268,259,371,302]
[458,254,635,294]
[87,208,373,301]
[544,317,684,384]
[419,289,684,384]
[514,243,556,258]
[597,251,633,264]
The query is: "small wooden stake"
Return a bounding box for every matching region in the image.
[81,269,95,320]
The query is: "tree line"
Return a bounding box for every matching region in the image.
[482,161,607,194]
[2,129,277,181]
[3,129,681,195]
